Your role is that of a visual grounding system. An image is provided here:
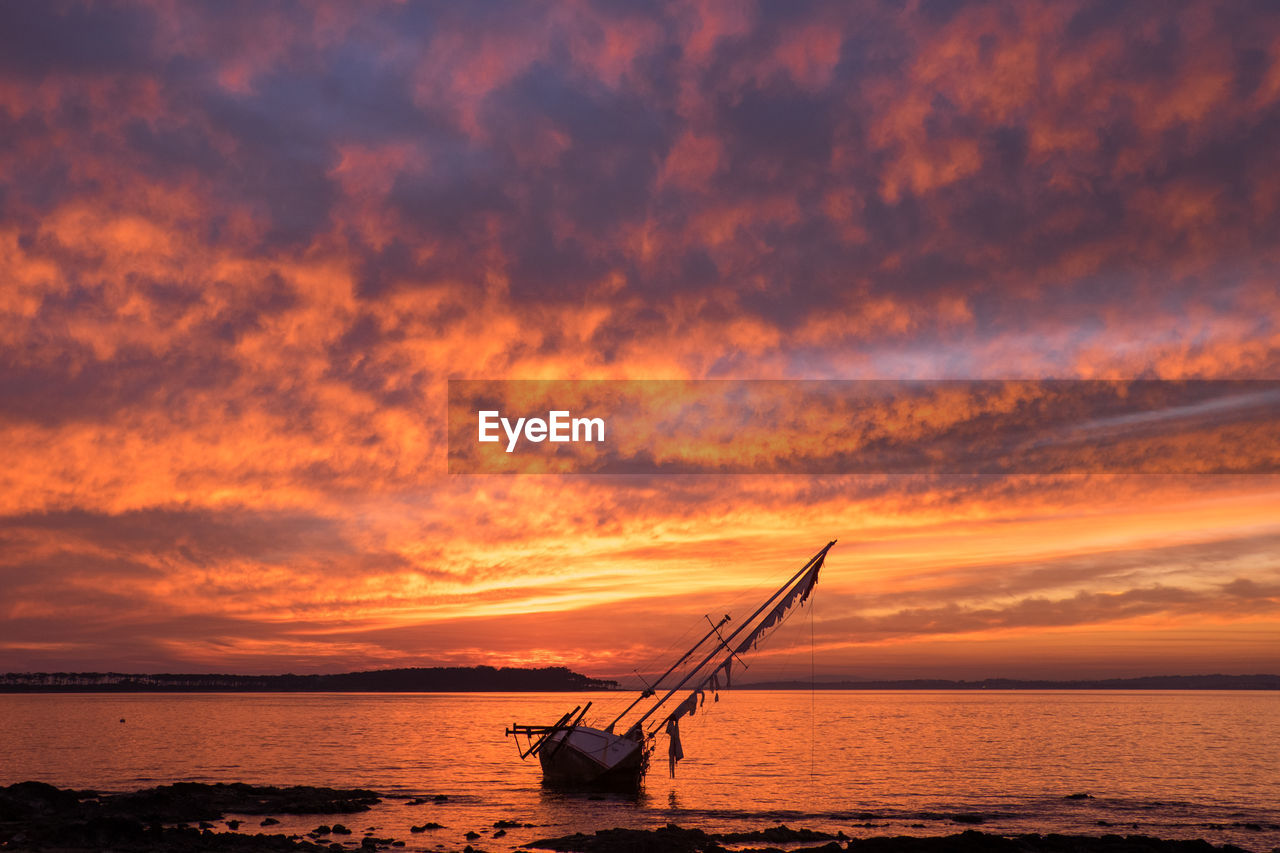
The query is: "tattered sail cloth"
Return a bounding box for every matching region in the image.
[666,719,684,777]
[669,558,825,730]
[660,552,826,778]
[734,560,821,656]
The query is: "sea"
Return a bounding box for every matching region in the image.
[3,690,1279,852]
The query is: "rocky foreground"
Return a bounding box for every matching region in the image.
[0,782,1263,853]
[524,824,1259,853]
[0,781,385,852]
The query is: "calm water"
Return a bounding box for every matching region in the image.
[2,691,1278,851]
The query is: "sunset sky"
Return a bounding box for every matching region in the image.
[2,1,1278,681]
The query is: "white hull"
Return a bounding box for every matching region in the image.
[538,726,646,788]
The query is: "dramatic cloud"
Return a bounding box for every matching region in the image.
[1,0,1278,678]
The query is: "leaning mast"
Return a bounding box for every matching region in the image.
[631,539,836,734]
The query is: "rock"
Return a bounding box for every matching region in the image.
[227,819,242,829]
[1065,793,1095,800]
[411,822,444,832]
[466,829,482,839]
[1,782,1266,853]
[715,825,835,843]
[433,794,448,802]
[103,781,383,823]
[0,781,91,820]
[950,813,986,825]
[526,823,727,852]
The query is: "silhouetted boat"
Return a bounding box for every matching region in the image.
[505,540,835,789]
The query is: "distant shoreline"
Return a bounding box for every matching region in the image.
[2,669,1276,692]
[0,665,619,693]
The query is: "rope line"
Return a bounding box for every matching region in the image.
[810,591,816,782]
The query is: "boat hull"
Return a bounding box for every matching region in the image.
[538,726,646,790]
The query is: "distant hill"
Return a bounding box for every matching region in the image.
[736,674,1280,690]
[6,669,1276,693]
[0,665,618,693]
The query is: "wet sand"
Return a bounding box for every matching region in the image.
[0,782,1262,853]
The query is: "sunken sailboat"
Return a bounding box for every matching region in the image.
[506,540,835,789]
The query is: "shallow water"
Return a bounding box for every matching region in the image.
[2,690,1278,851]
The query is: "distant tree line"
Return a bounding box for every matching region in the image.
[0,665,620,692]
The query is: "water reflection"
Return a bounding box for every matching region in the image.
[1,691,1278,852]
